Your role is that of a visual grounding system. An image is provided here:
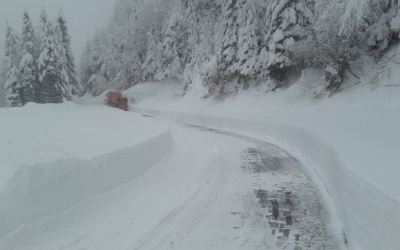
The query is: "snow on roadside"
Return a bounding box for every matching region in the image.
[0,101,171,239]
[0,102,167,191]
[127,76,400,200]
[0,123,221,250]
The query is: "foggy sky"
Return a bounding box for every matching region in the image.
[0,0,117,66]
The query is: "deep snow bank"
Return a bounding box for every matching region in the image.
[0,102,168,191]
[0,102,172,239]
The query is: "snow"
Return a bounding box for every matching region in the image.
[19,53,33,68]
[122,57,400,250]
[390,13,400,31]
[325,64,338,74]
[272,29,284,42]
[1,49,400,250]
[0,101,170,239]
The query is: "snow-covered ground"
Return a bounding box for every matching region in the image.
[127,75,400,199]
[1,113,343,250]
[119,61,400,250]
[1,54,400,250]
[0,102,171,240]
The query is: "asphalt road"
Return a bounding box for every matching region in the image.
[141,114,343,250]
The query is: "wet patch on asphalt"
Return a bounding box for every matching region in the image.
[186,123,339,250]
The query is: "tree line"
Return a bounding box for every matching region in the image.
[0,8,82,107]
[3,0,398,106]
[80,0,400,99]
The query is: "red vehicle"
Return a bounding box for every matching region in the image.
[104,91,129,111]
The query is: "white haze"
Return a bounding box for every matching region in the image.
[0,0,117,64]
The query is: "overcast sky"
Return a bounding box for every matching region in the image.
[0,0,116,65]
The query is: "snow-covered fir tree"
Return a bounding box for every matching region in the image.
[104,35,124,87]
[184,0,199,64]
[161,12,186,80]
[236,0,259,77]
[37,9,64,104]
[196,11,215,65]
[19,11,37,104]
[57,10,83,97]
[4,22,21,66]
[264,0,313,81]
[182,0,200,90]
[141,28,161,81]
[79,41,93,92]
[218,0,239,77]
[124,0,143,85]
[54,20,72,101]
[4,58,22,107]
[0,63,7,107]
[4,23,22,107]
[89,36,104,76]
[86,34,108,96]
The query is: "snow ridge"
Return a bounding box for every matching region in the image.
[0,129,173,240]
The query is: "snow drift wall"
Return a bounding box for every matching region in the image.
[133,107,400,250]
[0,129,173,239]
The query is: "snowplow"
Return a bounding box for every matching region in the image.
[104,91,131,111]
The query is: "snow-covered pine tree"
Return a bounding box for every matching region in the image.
[236,0,259,77]
[218,0,239,77]
[4,22,21,66]
[339,0,393,55]
[79,41,92,92]
[86,31,108,95]
[19,11,37,104]
[37,9,64,104]
[122,8,142,87]
[89,36,103,76]
[182,0,200,92]
[54,20,72,101]
[104,35,124,87]
[141,28,160,81]
[57,10,82,97]
[184,0,198,64]
[4,22,22,107]
[0,62,7,107]
[123,0,142,53]
[161,12,186,80]
[264,0,313,82]
[4,58,22,107]
[125,0,142,55]
[123,48,141,86]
